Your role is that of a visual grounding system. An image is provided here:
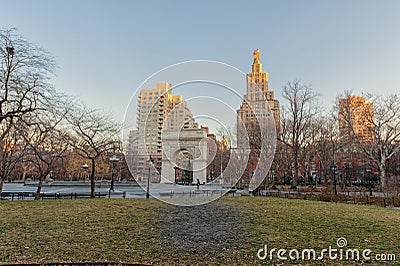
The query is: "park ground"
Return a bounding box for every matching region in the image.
[0,197,399,265]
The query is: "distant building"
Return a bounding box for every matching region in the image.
[236,49,280,148]
[201,126,218,181]
[134,82,198,182]
[165,95,198,131]
[137,82,172,157]
[339,96,374,143]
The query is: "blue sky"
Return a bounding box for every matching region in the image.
[1,0,399,134]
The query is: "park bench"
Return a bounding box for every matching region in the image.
[159,191,174,198]
[39,192,109,200]
[1,192,34,200]
[224,189,237,196]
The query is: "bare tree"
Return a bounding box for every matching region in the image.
[21,95,73,199]
[67,105,121,198]
[223,147,249,187]
[0,28,54,131]
[25,127,70,200]
[269,141,290,184]
[0,28,55,192]
[313,115,339,184]
[338,92,400,193]
[213,127,234,181]
[279,80,319,186]
[0,119,28,192]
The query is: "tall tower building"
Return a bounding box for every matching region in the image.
[237,50,280,148]
[339,96,374,143]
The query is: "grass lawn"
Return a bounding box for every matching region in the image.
[0,197,399,265]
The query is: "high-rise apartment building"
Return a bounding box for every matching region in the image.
[236,50,280,148]
[165,95,198,131]
[134,82,198,181]
[137,82,172,156]
[339,96,374,143]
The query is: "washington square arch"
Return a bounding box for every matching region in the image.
[161,128,208,184]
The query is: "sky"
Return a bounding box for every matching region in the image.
[1,0,399,135]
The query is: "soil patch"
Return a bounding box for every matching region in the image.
[156,199,245,260]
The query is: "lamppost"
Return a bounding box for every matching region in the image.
[82,164,88,183]
[173,166,178,184]
[146,156,154,199]
[365,163,372,196]
[397,163,400,184]
[187,158,191,184]
[330,162,338,195]
[220,144,223,182]
[109,155,119,192]
[397,164,400,179]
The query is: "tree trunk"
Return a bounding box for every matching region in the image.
[22,170,27,183]
[34,176,45,200]
[379,163,387,194]
[293,149,299,186]
[90,158,96,198]
[0,179,3,194]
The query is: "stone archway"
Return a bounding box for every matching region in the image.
[161,128,207,184]
[172,149,193,184]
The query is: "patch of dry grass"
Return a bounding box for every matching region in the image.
[0,199,165,264]
[238,197,400,265]
[0,197,399,265]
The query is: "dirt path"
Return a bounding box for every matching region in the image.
[156,199,245,261]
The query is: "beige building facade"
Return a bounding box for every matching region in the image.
[134,82,199,181]
[339,96,374,143]
[237,50,280,148]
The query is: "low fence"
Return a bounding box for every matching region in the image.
[259,189,400,208]
[160,189,238,198]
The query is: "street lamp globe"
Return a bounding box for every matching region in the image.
[110,155,119,163]
[330,163,338,173]
[82,164,89,183]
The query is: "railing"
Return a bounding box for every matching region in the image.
[1,191,127,201]
[158,189,237,198]
[259,189,400,208]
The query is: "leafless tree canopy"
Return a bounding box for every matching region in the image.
[0,28,55,125]
[279,80,319,186]
[0,28,56,193]
[0,29,121,197]
[66,105,121,197]
[20,95,74,199]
